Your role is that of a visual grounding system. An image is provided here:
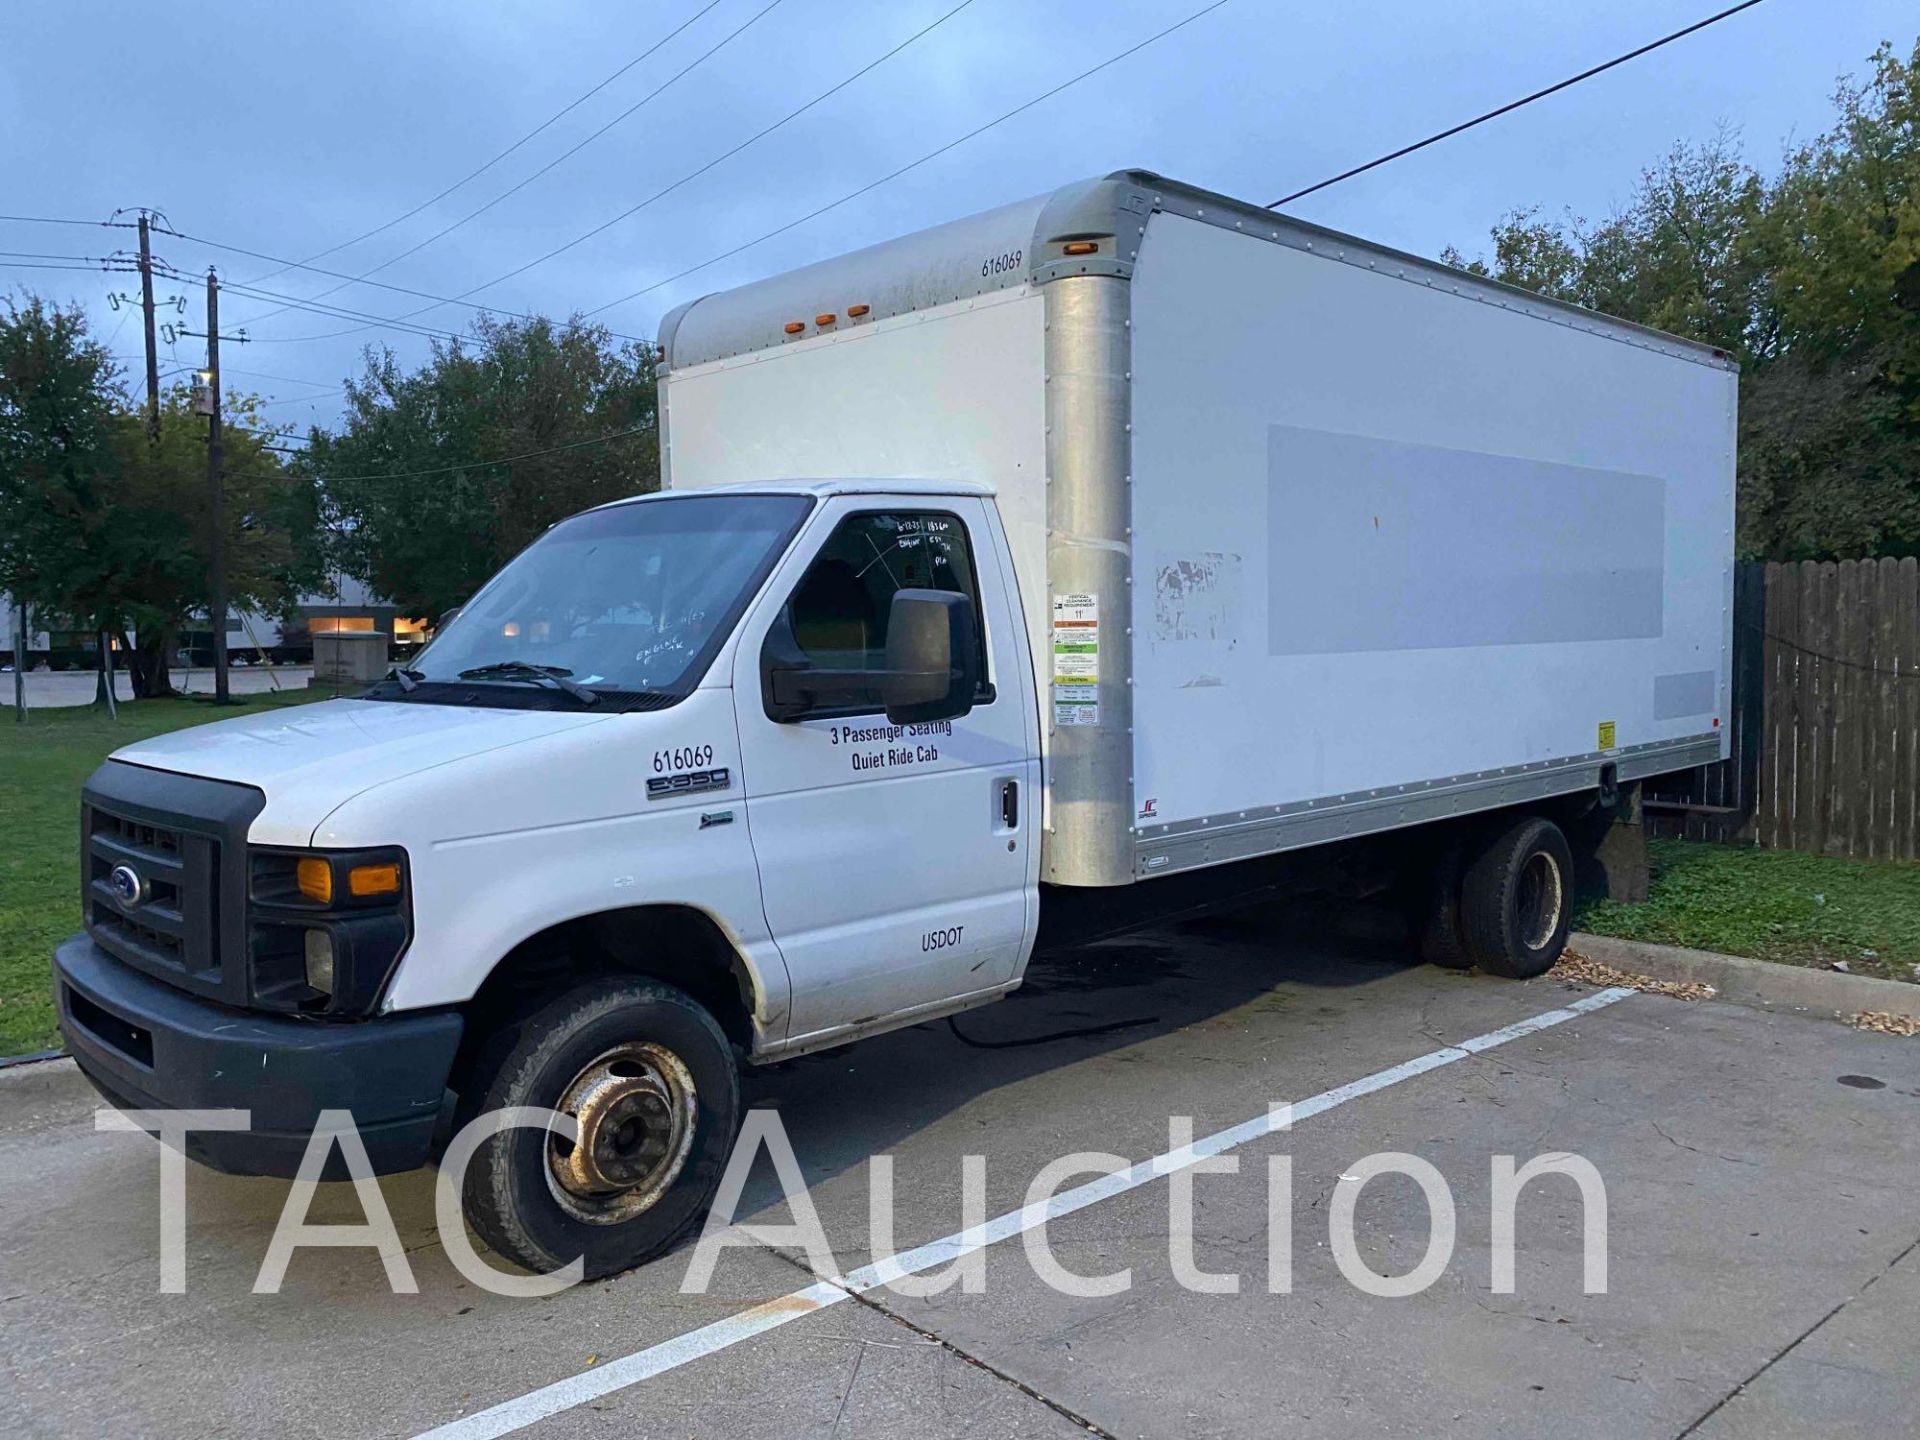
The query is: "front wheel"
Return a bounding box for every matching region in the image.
[461,977,741,1279]
[1460,816,1573,979]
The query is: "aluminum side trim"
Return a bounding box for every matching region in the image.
[1134,734,1723,878]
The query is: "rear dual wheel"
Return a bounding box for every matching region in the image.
[1414,816,1572,980]
[1461,816,1573,978]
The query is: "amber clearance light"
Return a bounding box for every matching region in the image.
[349,862,402,898]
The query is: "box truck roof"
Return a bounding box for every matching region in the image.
[586,477,996,515]
[658,169,1737,373]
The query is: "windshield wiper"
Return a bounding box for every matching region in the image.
[384,666,423,693]
[456,660,600,705]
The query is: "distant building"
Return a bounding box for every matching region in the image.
[4,574,429,668]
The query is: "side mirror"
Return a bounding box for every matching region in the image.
[881,589,978,725]
[760,589,980,724]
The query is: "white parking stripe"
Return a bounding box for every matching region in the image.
[417,986,1635,1439]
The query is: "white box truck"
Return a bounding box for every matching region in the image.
[55,172,1734,1277]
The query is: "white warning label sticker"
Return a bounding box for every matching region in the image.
[1052,592,1100,727]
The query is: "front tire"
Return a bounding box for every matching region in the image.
[1460,816,1573,979]
[462,977,741,1280]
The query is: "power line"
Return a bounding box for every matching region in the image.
[1267,0,1769,208]
[7,0,983,348]
[0,213,137,230]
[0,248,112,262]
[363,0,978,328]
[195,363,347,389]
[1,261,118,273]
[236,0,778,329]
[144,259,477,344]
[147,227,650,343]
[235,0,732,290]
[255,388,347,407]
[585,0,1239,318]
[1745,619,1920,683]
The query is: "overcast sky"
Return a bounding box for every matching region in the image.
[3,0,1911,433]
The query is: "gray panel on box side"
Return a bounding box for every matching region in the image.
[1653,669,1718,718]
[1267,425,1666,655]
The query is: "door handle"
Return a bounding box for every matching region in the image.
[999,778,1019,829]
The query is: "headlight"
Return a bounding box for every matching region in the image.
[248,847,412,1017]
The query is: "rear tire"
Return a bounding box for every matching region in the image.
[1409,832,1474,970]
[1460,816,1573,979]
[461,976,741,1280]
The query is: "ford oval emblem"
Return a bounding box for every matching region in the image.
[108,863,147,908]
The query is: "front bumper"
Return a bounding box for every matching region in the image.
[55,933,463,1178]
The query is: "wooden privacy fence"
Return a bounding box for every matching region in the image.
[1647,558,1920,860]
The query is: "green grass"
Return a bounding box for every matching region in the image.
[0,688,328,1055]
[1578,837,1920,983]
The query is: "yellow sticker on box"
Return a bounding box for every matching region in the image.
[1597,720,1617,751]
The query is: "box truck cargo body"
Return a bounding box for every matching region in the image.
[54,172,1734,1277]
[659,171,1735,886]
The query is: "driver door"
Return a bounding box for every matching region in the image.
[731,496,1036,1047]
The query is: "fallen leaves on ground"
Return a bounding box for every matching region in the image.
[1847,1010,1920,1037]
[1550,950,1717,1001]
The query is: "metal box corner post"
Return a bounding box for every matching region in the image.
[1042,274,1135,886]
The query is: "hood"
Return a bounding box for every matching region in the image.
[112,698,611,845]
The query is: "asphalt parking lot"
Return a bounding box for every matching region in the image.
[5,902,1917,1439]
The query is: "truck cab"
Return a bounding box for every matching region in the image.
[57,478,1041,1276]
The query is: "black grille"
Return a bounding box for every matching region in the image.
[86,807,216,985]
[80,762,265,1005]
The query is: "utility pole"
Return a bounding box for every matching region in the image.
[137,213,160,442]
[11,599,25,724]
[204,267,231,704]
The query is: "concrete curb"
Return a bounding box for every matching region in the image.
[1570,932,1920,1024]
[0,1049,65,1071]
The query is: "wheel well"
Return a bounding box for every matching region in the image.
[451,905,759,1097]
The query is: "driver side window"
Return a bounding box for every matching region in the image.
[786,510,990,713]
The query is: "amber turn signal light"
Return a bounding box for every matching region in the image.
[1063,240,1099,256]
[296,857,333,904]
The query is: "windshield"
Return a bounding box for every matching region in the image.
[391,492,811,706]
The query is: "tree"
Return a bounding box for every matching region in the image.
[1443,39,1920,561]
[107,388,324,696]
[0,290,323,700]
[309,315,659,620]
[0,294,129,693]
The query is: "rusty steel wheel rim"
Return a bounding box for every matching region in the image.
[1518,850,1564,952]
[545,1041,698,1225]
